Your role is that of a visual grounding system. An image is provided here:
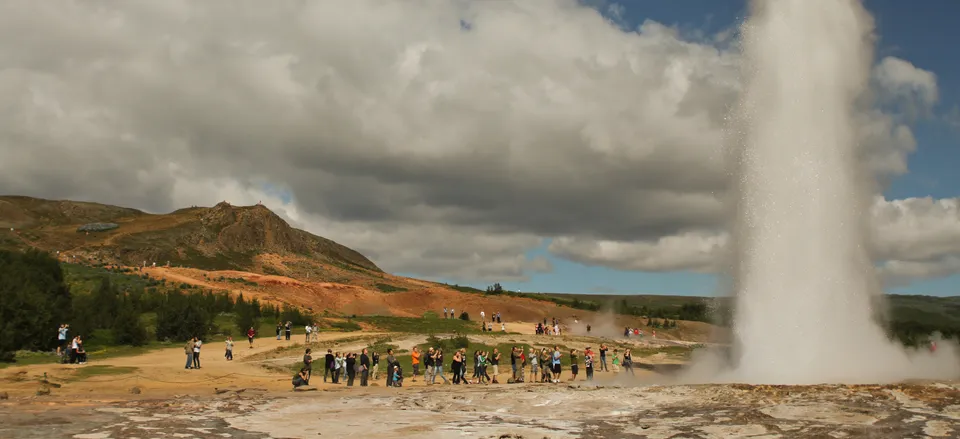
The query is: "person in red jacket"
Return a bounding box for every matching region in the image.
[246,327,256,348]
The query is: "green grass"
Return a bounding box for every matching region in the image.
[0,342,171,369]
[351,315,483,334]
[63,263,161,295]
[374,283,408,293]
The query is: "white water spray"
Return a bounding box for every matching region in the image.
[695,0,960,384]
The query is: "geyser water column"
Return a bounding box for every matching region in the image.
[729,0,901,384]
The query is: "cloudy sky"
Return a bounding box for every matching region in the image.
[1,0,958,296]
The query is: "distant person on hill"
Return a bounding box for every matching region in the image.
[480,310,485,322]
[247,327,256,348]
[443,307,448,319]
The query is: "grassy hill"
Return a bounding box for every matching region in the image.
[0,195,379,276]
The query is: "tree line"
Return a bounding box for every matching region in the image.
[0,249,314,362]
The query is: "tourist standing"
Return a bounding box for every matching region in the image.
[528,348,538,383]
[424,347,436,383]
[599,344,609,372]
[385,349,397,387]
[623,349,634,375]
[284,321,292,341]
[247,327,256,348]
[551,346,562,383]
[333,352,343,383]
[411,347,421,382]
[434,349,449,384]
[585,350,594,381]
[569,349,579,381]
[276,322,282,340]
[192,337,203,369]
[324,349,334,382]
[451,349,463,384]
[371,351,380,381]
[303,348,313,380]
[491,349,501,384]
[360,349,370,386]
[57,324,69,357]
[224,337,234,361]
[184,338,195,369]
[346,353,357,386]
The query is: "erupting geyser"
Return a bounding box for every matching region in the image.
[712,0,960,384]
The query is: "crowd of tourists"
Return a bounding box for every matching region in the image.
[56,323,87,364]
[292,342,638,390]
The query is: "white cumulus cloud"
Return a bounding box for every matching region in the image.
[0,1,954,286]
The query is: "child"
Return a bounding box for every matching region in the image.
[612,349,621,373]
[392,365,404,387]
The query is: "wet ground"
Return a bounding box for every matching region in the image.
[2,382,958,438]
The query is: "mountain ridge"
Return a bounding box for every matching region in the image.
[0,195,380,275]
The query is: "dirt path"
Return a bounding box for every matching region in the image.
[0,332,381,399]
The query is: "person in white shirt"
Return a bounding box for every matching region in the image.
[193,338,202,369]
[57,324,69,356]
[480,310,486,322]
[305,324,312,343]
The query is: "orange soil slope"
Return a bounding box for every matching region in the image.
[142,266,716,341]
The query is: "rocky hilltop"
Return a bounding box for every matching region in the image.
[0,195,379,274]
